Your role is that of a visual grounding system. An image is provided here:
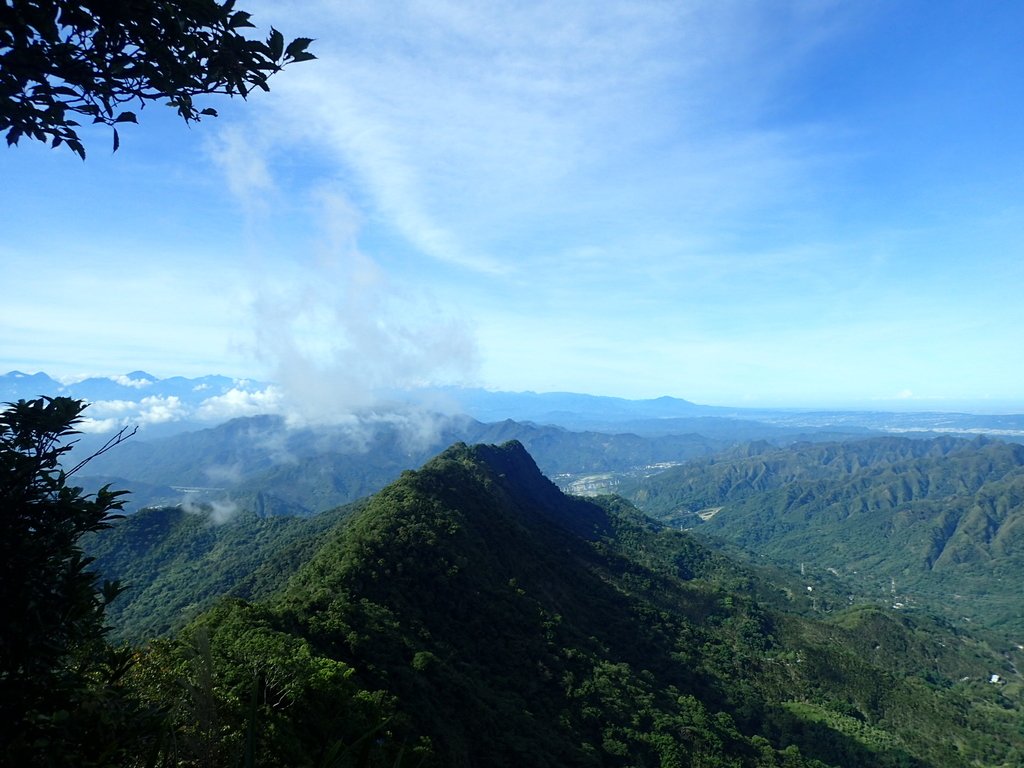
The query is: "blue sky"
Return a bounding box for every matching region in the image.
[3,0,1023,411]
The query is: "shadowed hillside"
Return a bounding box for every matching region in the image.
[110,441,1024,767]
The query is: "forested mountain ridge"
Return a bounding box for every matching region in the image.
[622,436,1003,512]
[621,436,1024,633]
[112,440,1024,767]
[77,413,726,514]
[84,500,360,641]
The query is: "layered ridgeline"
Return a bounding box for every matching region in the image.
[621,436,1024,634]
[106,441,1022,767]
[84,500,359,640]
[77,413,728,515]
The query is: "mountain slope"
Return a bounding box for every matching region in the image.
[79,414,723,515]
[213,441,1021,767]
[623,436,1024,633]
[85,501,358,640]
[91,439,1024,766]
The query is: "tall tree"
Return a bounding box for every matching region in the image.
[1,0,314,157]
[0,397,146,765]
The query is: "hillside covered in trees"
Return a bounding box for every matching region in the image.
[621,436,1024,635]
[79,440,1024,767]
[76,412,728,515]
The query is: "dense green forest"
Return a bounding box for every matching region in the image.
[77,413,728,515]
[7,395,1023,767]
[621,436,1024,634]
[83,500,359,641]
[70,440,1022,767]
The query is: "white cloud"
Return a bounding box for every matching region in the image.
[206,124,276,215]
[111,374,153,389]
[181,496,241,526]
[13,0,1019,408]
[250,0,858,282]
[77,417,123,434]
[74,389,283,433]
[135,395,188,425]
[208,499,241,525]
[76,395,188,431]
[245,186,480,424]
[195,386,284,422]
[82,399,142,417]
[212,0,851,411]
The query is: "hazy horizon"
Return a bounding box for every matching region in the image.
[4,2,1022,411]
[4,368,1023,417]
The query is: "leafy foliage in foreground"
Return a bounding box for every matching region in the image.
[1,0,314,156]
[0,397,154,765]
[119,441,1024,767]
[129,601,421,768]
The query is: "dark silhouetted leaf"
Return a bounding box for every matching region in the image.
[268,27,284,61]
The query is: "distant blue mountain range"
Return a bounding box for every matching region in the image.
[0,370,272,437]
[0,370,260,404]
[3,370,1023,440]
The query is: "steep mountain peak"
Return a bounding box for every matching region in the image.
[83,433,1024,767]
[427,440,608,540]
[0,371,62,401]
[436,439,546,486]
[282,441,618,620]
[2,370,55,380]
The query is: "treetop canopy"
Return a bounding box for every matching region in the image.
[0,0,314,157]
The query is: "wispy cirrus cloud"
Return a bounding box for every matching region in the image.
[251,0,860,279]
[9,0,1023,408]
[203,1,879,408]
[197,0,1024,407]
